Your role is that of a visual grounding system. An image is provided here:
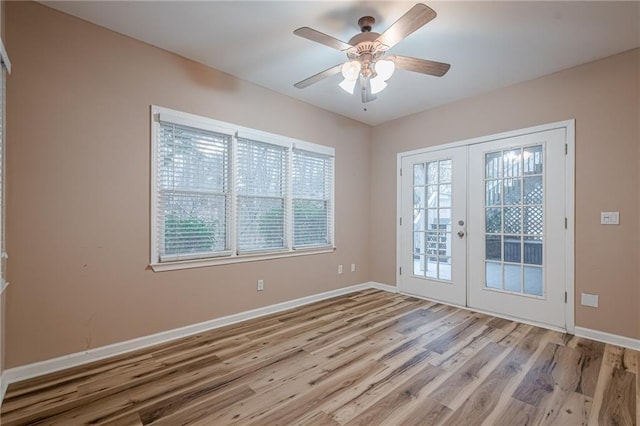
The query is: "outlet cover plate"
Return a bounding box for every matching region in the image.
[581,293,598,308]
[600,211,619,225]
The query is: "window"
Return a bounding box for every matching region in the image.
[236,138,287,253]
[292,149,333,248]
[156,122,231,261]
[0,39,10,292]
[151,107,335,271]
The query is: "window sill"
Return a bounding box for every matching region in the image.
[150,246,336,272]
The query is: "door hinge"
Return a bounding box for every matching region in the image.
[400,168,403,176]
[400,217,402,226]
[565,217,568,229]
[399,266,402,275]
[565,144,568,155]
[564,291,568,303]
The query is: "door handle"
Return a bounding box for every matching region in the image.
[457,230,465,238]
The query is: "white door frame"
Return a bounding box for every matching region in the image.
[396,120,575,333]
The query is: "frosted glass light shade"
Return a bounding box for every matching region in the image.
[370,77,387,94]
[339,78,358,94]
[374,59,395,80]
[341,61,361,81]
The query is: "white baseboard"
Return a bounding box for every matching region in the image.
[368,282,398,293]
[574,327,640,351]
[3,282,389,388]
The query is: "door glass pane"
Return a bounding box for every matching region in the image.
[504,236,521,263]
[427,185,438,207]
[485,152,502,178]
[524,146,543,175]
[524,236,542,265]
[426,259,438,278]
[411,159,455,281]
[504,264,522,292]
[427,162,439,184]
[426,232,438,257]
[413,209,424,232]
[486,262,501,289]
[485,208,502,233]
[439,256,452,280]
[486,235,501,260]
[504,149,522,178]
[439,208,452,232]
[427,209,438,230]
[483,145,544,297]
[413,163,425,185]
[504,207,522,234]
[439,160,452,183]
[439,233,452,257]
[413,231,424,257]
[485,180,502,205]
[524,176,543,204]
[414,187,425,208]
[439,184,452,207]
[504,178,521,205]
[523,206,543,235]
[524,266,543,295]
[414,255,426,276]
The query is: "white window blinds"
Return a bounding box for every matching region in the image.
[157,122,231,261]
[293,149,333,248]
[236,138,287,253]
[151,107,335,268]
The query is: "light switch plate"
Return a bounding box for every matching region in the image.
[600,211,619,225]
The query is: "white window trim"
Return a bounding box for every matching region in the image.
[0,38,11,74]
[0,37,9,292]
[150,106,336,272]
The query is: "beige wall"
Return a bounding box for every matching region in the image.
[371,48,640,339]
[4,1,640,370]
[4,2,371,367]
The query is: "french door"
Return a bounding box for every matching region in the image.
[399,126,570,330]
[400,147,467,306]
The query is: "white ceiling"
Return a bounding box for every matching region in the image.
[42,1,640,126]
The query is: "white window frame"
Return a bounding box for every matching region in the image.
[150,106,335,272]
[0,38,10,294]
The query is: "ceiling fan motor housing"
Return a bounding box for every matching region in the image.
[357,16,375,32]
[347,31,386,60]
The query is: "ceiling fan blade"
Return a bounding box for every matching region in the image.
[390,55,451,77]
[294,63,343,89]
[376,4,437,49]
[359,75,377,103]
[293,27,352,51]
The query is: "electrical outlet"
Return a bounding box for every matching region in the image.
[600,212,620,225]
[338,265,343,274]
[351,263,356,272]
[257,279,264,291]
[581,293,598,308]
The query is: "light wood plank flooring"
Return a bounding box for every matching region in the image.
[1,290,638,425]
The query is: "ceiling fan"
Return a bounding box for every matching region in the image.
[293,3,450,103]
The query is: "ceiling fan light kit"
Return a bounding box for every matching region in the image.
[293,3,450,103]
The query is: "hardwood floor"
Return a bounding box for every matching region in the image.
[1,289,638,425]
